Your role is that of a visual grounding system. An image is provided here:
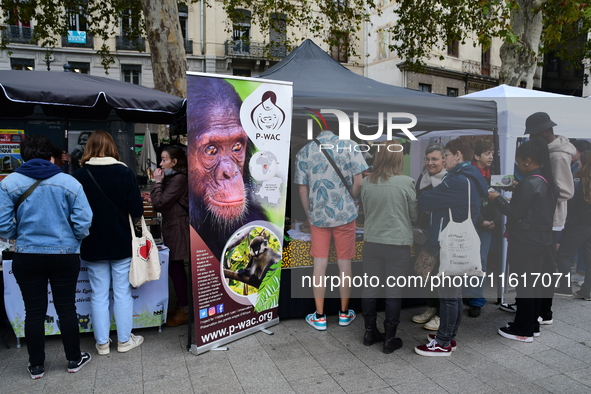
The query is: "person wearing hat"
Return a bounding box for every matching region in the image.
[525,112,576,308]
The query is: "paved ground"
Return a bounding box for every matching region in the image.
[1,293,590,394]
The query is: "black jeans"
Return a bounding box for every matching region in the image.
[556,223,591,295]
[12,253,82,366]
[507,240,553,336]
[361,242,410,325]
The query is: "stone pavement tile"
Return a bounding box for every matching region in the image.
[391,378,449,394]
[42,378,96,394]
[242,379,296,394]
[494,335,552,356]
[370,359,424,387]
[293,331,350,356]
[363,387,396,394]
[537,373,591,394]
[288,373,346,394]
[565,366,591,387]
[530,349,589,374]
[468,338,524,362]
[142,377,196,394]
[546,323,591,343]
[95,361,144,384]
[93,382,145,394]
[274,355,328,382]
[553,341,591,362]
[447,346,498,371]
[260,340,311,362]
[501,355,561,382]
[464,361,548,392]
[313,349,367,374]
[330,365,389,393]
[573,321,591,334]
[143,361,189,383]
[427,370,490,394]
[397,352,464,378]
[348,342,405,368]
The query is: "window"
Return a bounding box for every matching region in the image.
[418,83,432,93]
[10,58,34,71]
[481,47,491,75]
[116,9,145,51]
[546,52,559,73]
[178,4,192,54]
[447,40,459,57]
[447,87,458,97]
[330,31,349,63]
[378,31,389,59]
[122,64,141,85]
[269,13,287,57]
[68,62,90,74]
[5,3,33,43]
[121,8,140,37]
[232,9,251,54]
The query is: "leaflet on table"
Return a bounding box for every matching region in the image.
[186,73,292,354]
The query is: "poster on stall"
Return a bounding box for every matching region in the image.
[186,73,292,354]
[0,129,24,181]
[2,247,170,337]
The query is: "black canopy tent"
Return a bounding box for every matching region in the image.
[259,39,497,135]
[0,70,186,124]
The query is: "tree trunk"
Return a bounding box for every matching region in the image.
[499,0,545,87]
[140,0,187,141]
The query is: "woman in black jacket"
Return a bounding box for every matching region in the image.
[489,138,557,342]
[556,151,591,300]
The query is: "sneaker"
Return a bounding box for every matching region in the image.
[573,290,591,301]
[27,364,44,379]
[571,273,585,287]
[537,316,553,325]
[306,312,327,331]
[67,352,92,373]
[427,334,456,351]
[338,310,356,327]
[468,305,481,318]
[555,284,572,297]
[423,315,440,331]
[498,327,533,343]
[95,338,111,355]
[506,322,539,337]
[414,339,452,357]
[412,307,437,324]
[118,333,144,353]
[499,302,517,313]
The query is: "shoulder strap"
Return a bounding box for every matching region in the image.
[15,179,42,211]
[314,139,353,198]
[85,167,127,220]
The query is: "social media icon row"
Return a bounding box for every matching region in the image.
[199,303,224,319]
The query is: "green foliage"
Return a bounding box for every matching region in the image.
[10,315,24,338]
[254,260,281,312]
[133,311,164,327]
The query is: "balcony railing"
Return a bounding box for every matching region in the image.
[225,40,287,59]
[116,35,146,51]
[184,39,193,55]
[3,25,34,44]
[462,60,500,79]
[61,34,94,49]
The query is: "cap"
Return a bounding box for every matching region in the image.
[524,112,556,135]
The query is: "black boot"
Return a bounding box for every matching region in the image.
[383,322,403,354]
[363,317,383,346]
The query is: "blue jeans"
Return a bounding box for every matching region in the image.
[84,258,133,344]
[436,283,463,347]
[463,228,492,307]
[12,253,82,366]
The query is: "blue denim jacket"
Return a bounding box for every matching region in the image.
[0,172,92,254]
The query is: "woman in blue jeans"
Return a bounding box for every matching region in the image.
[0,135,93,379]
[73,130,144,356]
[415,138,487,356]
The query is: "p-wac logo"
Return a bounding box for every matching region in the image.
[305,108,418,141]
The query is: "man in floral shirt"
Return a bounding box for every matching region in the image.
[295,129,368,331]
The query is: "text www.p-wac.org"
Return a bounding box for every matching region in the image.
[200,311,273,344]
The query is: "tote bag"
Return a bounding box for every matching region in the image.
[438,178,484,277]
[129,216,161,288]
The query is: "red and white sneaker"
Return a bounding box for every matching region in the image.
[427,334,457,351]
[498,327,533,343]
[414,339,452,357]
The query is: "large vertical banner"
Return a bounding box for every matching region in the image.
[186,73,292,354]
[0,129,24,181]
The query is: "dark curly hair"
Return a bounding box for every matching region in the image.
[20,135,54,162]
[516,137,556,192]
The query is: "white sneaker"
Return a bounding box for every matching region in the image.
[117,334,144,353]
[412,307,437,324]
[424,315,440,331]
[96,338,111,355]
[571,273,585,287]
